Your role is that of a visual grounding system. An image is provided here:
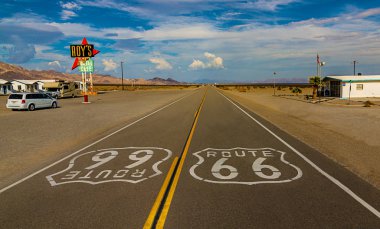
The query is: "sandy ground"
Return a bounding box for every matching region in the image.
[222,87,380,190]
[0,88,196,188]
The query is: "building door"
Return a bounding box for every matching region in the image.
[3,85,7,94]
[330,81,341,97]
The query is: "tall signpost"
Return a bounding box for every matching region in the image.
[316,54,326,98]
[353,60,358,76]
[121,61,124,91]
[70,37,100,103]
[273,72,276,96]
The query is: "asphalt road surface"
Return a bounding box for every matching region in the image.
[1,86,380,228]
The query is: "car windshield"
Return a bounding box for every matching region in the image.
[9,94,23,99]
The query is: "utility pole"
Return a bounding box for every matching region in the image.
[121,61,124,90]
[273,72,276,96]
[353,60,358,76]
[348,80,352,105]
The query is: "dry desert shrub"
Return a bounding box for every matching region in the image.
[236,86,247,92]
[363,101,375,107]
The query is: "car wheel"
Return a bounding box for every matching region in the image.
[52,102,57,108]
[28,104,35,111]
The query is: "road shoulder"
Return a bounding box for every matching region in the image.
[221,89,380,190]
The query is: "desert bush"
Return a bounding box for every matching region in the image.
[237,86,247,92]
[292,87,302,95]
[363,101,375,107]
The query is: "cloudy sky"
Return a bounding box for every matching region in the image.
[1,0,380,82]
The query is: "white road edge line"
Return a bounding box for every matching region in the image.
[218,91,380,219]
[0,91,195,194]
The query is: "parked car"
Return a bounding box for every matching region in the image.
[6,92,58,111]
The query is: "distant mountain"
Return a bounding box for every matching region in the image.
[0,62,184,85]
[254,77,308,84]
[148,77,184,85]
[192,78,235,84]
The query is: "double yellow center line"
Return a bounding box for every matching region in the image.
[143,89,207,229]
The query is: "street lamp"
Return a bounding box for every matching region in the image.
[273,72,276,96]
[348,80,352,105]
[353,60,358,76]
[319,62,326,98]
[120,61,124,91]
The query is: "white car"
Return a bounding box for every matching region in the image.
[6,92,58,111]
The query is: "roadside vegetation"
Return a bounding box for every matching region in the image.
[308,76,322,99]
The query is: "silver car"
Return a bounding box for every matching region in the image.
[6,92,58,111]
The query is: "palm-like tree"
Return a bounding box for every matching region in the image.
[309,76,321,99]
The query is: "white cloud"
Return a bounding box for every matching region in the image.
[48,60,61,68]
[356,7,380,19]
[60,2,82,20]
[246,0,299,11]
[149,57,173,70]
[143,23,218,41]
[61,2,82,10]
[61,2,81,10]
[189,52,224,70]
[102,59,118,71]
[189,59,206,70]
[61,10,77,20]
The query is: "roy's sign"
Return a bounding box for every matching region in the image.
[70,44,95,58]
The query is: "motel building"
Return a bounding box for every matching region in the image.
[11,80,39,92]
[323,75,380,99]
[0,79,13,95]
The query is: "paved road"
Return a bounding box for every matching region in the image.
[1,86,380,228]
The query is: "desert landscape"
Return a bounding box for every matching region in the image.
[2,1,380,227]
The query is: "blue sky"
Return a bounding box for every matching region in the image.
[1,0,380,82]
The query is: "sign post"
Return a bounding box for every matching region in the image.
[70,37,99,103]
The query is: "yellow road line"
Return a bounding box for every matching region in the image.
[143,157,179,229]
[156,89,207,229]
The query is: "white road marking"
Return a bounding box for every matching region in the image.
[190,147,302,185]
[218,91,380,219]
[46,147,172,186]
[0,92,195,194]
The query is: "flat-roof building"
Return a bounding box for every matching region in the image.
[323,75,380,98]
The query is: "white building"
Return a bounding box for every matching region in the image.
[0,79,13,95]
[323,75,380,98]
[11,80,39,92]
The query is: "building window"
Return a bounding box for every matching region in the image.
[356,84,363,90]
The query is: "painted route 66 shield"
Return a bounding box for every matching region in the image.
[189,147,302,185]
[46,147,172,186]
